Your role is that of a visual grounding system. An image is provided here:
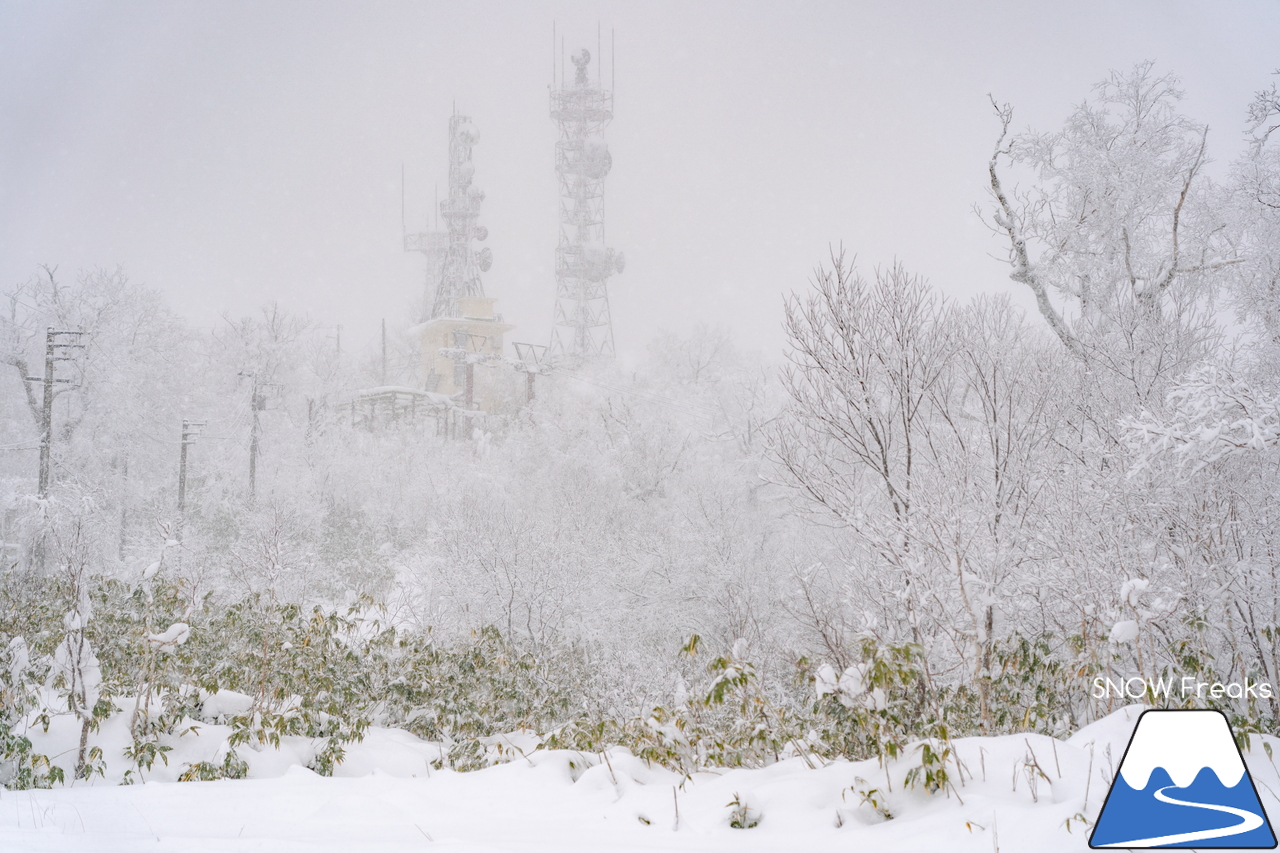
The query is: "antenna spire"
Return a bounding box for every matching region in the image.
[404,115,489,322]
[547,29,623,363]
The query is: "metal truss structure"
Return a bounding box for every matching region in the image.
[548,44,624,363]
[405,112,492,320]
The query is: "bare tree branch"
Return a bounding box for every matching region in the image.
[986,98,1084,358]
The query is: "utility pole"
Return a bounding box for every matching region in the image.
[250,380,262,502]
[22,327,84,572]
[24,327,86,498]
[177,419,206,540]
[118,455,128,561]
[179,421,190,518]
[381,318,387,386]
[442,330,508,436]
[239,372,264,502]
[38,331,54,497]
[465,360,475,411]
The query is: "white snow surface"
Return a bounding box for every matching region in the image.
[197,688,254,720]
[1108,620,1139,644]
[1116,709,1246,789]
[2,705,1278,852]
[145,622,191,650]
[1120,578,1149,608]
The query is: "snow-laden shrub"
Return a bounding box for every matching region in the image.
[0,564,584,785]
[0,565,1272,790]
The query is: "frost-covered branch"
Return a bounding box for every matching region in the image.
[986,99,1083,359]
[1123,366,1280,470]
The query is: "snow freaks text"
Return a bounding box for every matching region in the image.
[1092,676,1276,702]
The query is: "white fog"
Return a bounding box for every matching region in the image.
[1,2,1279,851]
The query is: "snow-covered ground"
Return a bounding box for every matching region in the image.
[4,705,1276,852]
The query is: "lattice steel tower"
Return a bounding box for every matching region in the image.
[405,112,492,320]
[548,44,624,362]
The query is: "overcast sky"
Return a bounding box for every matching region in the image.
[2,1,1276,363]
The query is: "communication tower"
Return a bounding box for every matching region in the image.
[548,39,624,362]
[405,112,512,414]
[405,112,493,320]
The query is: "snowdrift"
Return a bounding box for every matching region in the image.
[4,704,1278,851]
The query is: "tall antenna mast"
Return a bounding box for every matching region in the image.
[405,115,491,322]
[547,30,624,364]
[430,111,491,319]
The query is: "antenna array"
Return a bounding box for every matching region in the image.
[405,113,492,320]
[547,34,623,363]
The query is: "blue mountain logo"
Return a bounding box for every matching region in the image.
[1090,709,1276,848]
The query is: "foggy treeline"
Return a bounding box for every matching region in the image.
[1,64,1278,785]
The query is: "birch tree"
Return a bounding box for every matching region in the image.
[986,63,1230,406]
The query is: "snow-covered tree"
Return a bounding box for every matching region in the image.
[986,63,1229,408]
